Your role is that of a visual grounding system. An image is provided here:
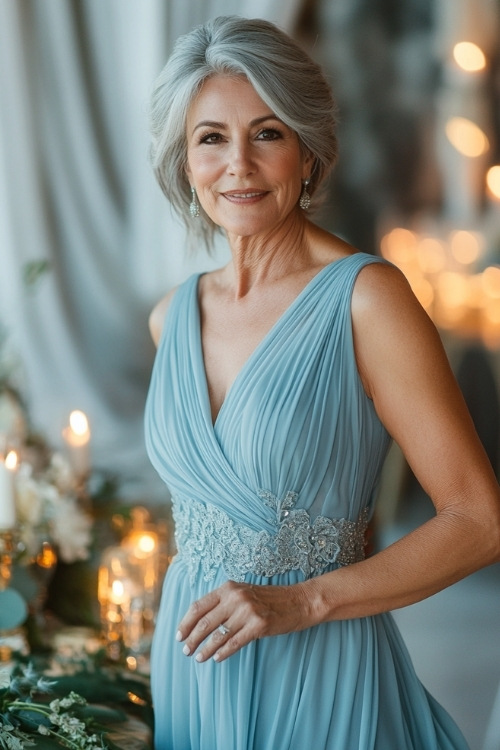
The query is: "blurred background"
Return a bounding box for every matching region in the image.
[0,1,500,747]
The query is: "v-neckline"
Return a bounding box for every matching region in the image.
[194,254,355,429]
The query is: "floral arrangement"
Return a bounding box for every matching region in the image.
[14,453,93,565]
[0,664,112,749]
[0,359,92,567]
[1,269,93,566]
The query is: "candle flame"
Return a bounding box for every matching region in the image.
[137,534,156,555]
[445,118,489,158]
[69,410,89,436]
[453,42,486,72]
[5,451,18,470]
[112,579,125,599]
[36,541,58,569]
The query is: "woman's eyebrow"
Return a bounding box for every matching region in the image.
[191,114,282,135]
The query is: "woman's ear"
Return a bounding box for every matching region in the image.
[302,150,315,180]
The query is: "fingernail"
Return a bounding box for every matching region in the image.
[175,630,183,642]
[182,644,191,656]
[213,652,220,662]
[195,652,204,662]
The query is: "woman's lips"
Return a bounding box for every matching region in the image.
[221,190,268,203]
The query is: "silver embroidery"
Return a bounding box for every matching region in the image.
[172,490,369,585]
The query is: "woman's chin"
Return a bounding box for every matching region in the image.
[213,208,301,241]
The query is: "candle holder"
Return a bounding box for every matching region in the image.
[0,529,29,650]
[98,546,151,664]
[0,529,15,590]
[121,507,160,637]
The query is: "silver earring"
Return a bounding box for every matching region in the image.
[299,179,311,210]
[189,187,200,218]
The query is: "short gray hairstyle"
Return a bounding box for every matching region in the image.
[150,16,338,247]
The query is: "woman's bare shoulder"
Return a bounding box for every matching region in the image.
[149,287,179,347]
[352,255,407,295]
[350,259,427,326]
[350,260,447,401]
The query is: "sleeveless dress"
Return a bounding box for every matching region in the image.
[145,252,469,750]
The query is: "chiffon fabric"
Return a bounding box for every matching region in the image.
[145,252,469,750]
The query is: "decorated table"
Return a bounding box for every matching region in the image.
[0,639,153,749]
[0,370,169,749]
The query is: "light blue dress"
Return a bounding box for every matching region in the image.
[145,252,469,750]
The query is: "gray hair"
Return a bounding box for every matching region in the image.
[150,16,338,248]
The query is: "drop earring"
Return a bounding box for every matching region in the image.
[189,187,200,218]
[299,179,311,210]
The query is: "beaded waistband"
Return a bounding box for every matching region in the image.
[172,489,369,585]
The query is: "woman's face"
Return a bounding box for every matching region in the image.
[185,75,313,238]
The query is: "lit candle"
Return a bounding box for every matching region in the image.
[122,507,160,615]
[62,410,91,479]
[0,451,18,529]
[110,579,128,606]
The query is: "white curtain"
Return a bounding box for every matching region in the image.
[0,0,303,501]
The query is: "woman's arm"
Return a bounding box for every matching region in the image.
[177,262,500,662]
[148,287,177,347]
[303,262,500,622]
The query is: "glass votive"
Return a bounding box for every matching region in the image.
[98,546,149,661]
[121,507,161,632]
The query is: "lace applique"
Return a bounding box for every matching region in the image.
[173,490,369,585]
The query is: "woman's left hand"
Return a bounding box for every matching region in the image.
[176,580,312,663]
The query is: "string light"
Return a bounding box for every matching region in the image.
[449,230,482,265]
[445,117,489,157]
[453,41,487,72]
[486,166,500,200]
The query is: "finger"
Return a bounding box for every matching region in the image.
[196,610,265,663]
[194,621,235,663]
[181,609,229,656]
[176,590,221,643]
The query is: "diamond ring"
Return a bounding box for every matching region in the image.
[217,624,230,636]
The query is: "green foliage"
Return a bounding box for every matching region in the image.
[0,661,152,749]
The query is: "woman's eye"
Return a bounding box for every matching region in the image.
[199,132,223,144]
[257,129,282,140]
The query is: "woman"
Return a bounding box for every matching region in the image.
[145,16,500,750]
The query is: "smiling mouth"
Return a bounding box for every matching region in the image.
[222,190,268,201]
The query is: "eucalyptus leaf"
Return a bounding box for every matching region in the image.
[14,708,52,731]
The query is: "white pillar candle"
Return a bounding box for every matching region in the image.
[62,410,91,479]
[0,451,18,529]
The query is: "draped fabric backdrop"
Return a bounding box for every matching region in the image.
[0,0,303,501]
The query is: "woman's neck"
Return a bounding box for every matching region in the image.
[225,213,313,299]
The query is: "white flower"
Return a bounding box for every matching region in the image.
[0,726,34,748]
[49,496,92,562]
[14,461,93,562]
[15,468,44,527]
[47,452,77,494]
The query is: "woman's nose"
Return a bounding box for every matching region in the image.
[226,140,256,176]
